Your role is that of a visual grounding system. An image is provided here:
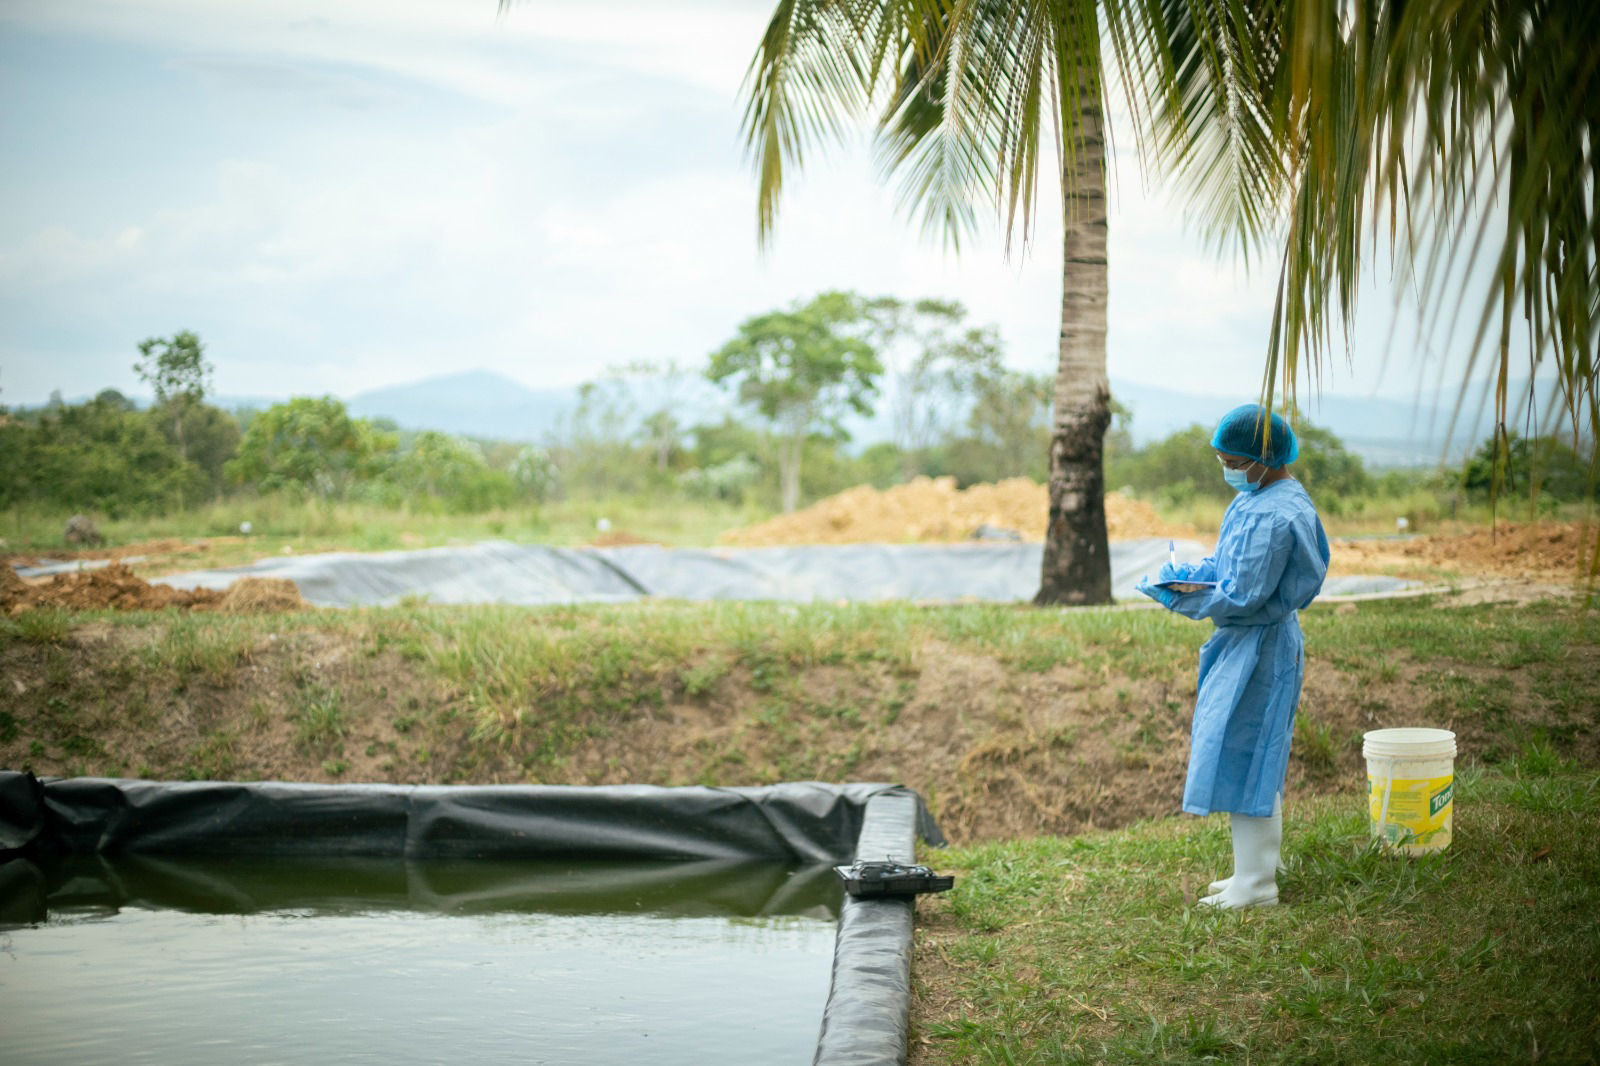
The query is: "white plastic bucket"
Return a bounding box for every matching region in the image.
[1364,727,1457,855]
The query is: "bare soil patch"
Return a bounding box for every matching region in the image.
[1330,520,1597,582]
[2,563,308,615]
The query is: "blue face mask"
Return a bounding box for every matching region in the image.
[1223,465,1260,493]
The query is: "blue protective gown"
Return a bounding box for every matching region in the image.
[1156,478,1329,817]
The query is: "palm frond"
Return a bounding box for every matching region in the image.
[1262,0,1598,498]
[740,1,891,245]
[1117,0,1291,264]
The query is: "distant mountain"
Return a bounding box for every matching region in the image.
[345,370,577,442]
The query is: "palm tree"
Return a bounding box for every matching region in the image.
[738,3,1276,604]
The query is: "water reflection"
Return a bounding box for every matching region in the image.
[1,853,842,924]
[0,856,841,1066]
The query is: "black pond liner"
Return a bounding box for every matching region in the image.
[0,772,945,1066]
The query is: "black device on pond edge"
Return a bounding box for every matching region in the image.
[833,860,954,898]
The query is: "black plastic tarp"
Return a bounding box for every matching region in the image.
[4,776,938,862]
[816,788,921,1066]
[0,772,942,1066]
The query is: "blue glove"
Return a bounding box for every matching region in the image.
[1158,561,1196,583]
[1137,576,1179,608]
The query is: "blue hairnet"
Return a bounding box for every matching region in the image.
[1210,404,1298,467]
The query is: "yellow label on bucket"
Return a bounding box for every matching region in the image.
[1368,771,1454,852]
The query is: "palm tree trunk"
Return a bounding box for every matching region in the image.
[1034,74,1112,606]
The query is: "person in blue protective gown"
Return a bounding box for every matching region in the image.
[1136,404,1329,909]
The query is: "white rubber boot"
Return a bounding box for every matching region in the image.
[1206,794,1285,895]
[1199,801,1281,909]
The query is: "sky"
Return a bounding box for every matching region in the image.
[0,0,1516,414]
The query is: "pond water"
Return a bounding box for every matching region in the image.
[0,855,841,1066]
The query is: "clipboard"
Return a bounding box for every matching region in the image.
[1154,580,1218,593]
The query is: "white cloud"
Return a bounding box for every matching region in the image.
[3,0,767,105]
[0,0,1509,408]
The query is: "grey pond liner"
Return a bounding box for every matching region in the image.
[134,538,1418,607]
[0,772,944,1066]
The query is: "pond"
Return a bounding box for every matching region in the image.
[0,855,841,1066]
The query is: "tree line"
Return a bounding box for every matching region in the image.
[7,318,1586,529]
[1,307,1051,518]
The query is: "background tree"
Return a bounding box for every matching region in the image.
[942,369,1054,487]
[1107,424,1220,508]
[707,291,882,512]
[1292,425,1372,508]
[384,430,517,513]
[604,359,698,475]
[226,396,393,499]
[509,445,561,504]
[680,416,769,505]
[545,379,643,499]
[1462,433,1596,504]
[158,403,241,499]
[134,330,213,464]
[859,297,971,480]
[894,320,1009,481]
[25,392,201,516]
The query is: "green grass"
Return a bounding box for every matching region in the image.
[13,595,1592,772]
[292,684,347,754]
[918,760,1600,1064]
[1,492,767,560]
[5,593,1591,802]
[134,612,262,685]
[0,608,74,646]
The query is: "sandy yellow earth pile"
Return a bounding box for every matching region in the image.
[718,477,1192,546]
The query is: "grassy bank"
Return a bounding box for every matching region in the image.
[912,756,1600,1064]
[2,595,1594,842]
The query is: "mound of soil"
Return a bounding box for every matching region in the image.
[1333,520,1597,580]
[217,577,312,613]
[719,477,1193,546]
[3,563,309,614]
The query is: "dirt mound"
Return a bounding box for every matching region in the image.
[218,577,312,613]
[3,563,310,614]
[718,477,1193,546]
[1333,521,1597,580]
[1,561,30,603]
[4,563,223,612]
